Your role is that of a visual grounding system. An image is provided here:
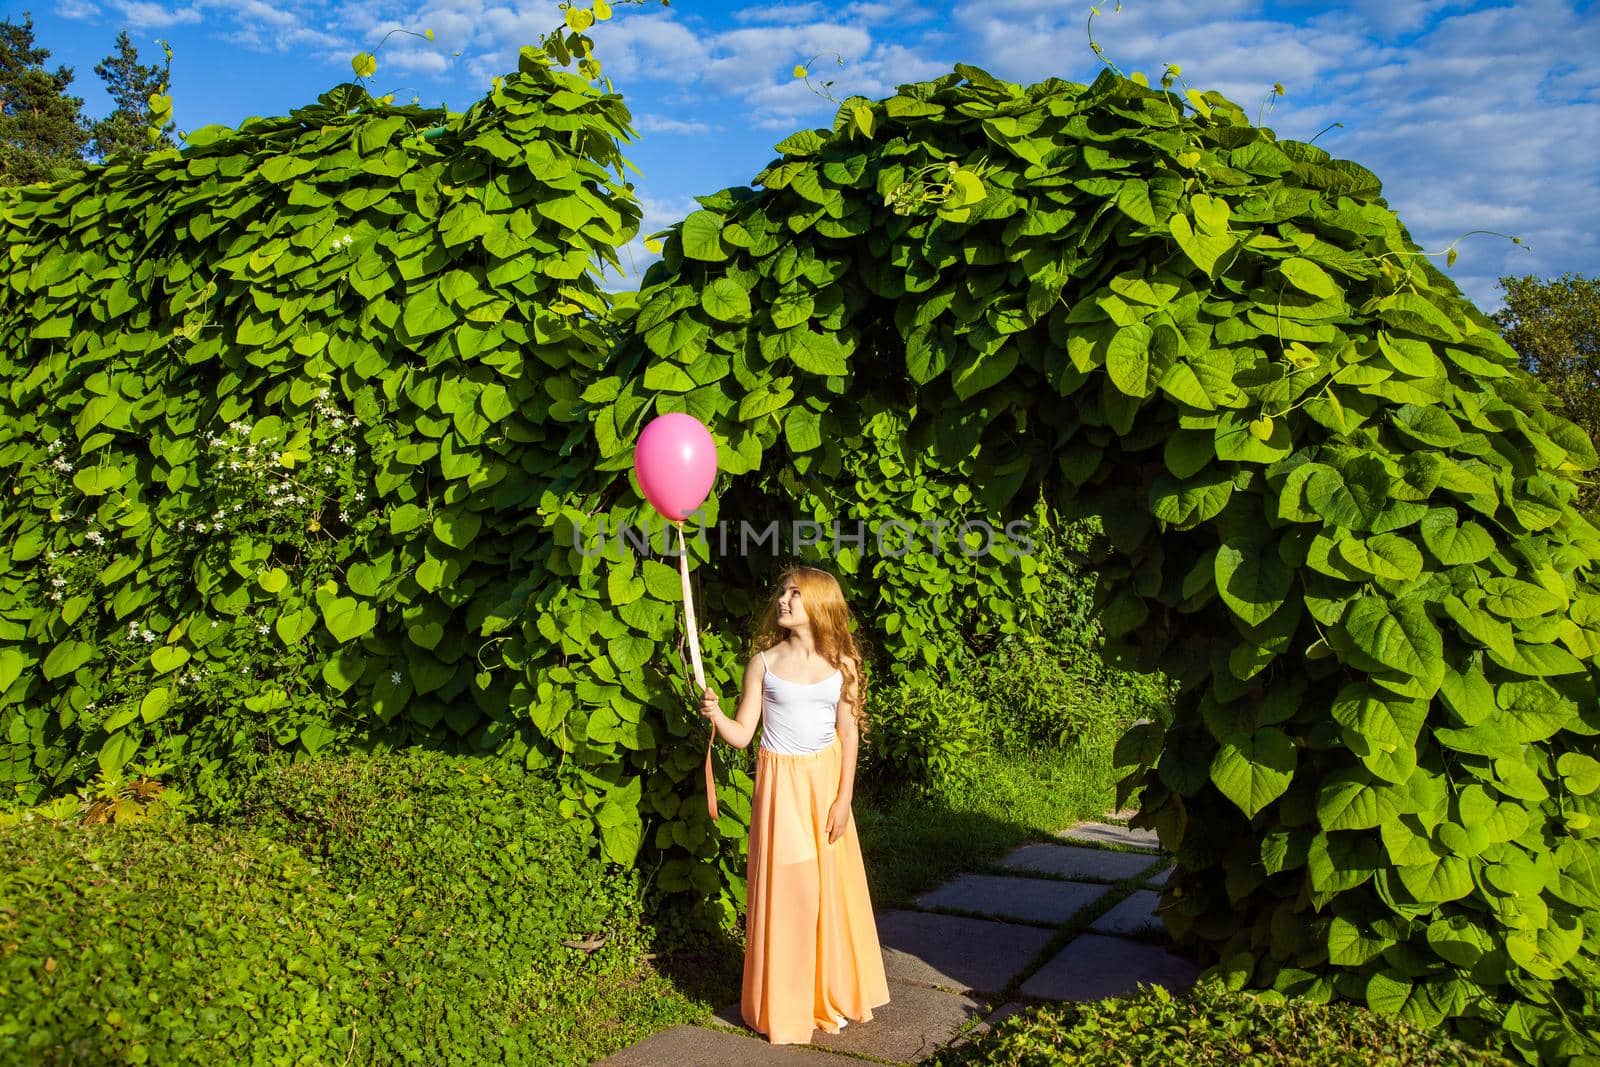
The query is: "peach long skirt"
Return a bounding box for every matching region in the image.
[741,734,892,1045]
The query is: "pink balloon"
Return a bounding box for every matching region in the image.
[633,413,718,522]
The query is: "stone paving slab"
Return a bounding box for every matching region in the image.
[1054,821,1162,852]
[1019,933,1199,1002]
[1088,890,1164,937]
[913,873,1109,927]
[876,909,1058,995]
[713,979,985,1063]
[1143,863,1173,888]
[595,1024,835,1065]
[999,842,1159,883]
[946,1001,1031,1053]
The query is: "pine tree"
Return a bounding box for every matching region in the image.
[0,12,89,186]
[88,29,173,161]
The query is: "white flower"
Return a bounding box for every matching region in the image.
[257,624,269,635]
[246,444,257,456]
[331,417,346,430]
[340,510,350,523]
[269,451,281,463]
[141,629,156,643]
[86,531,105,545]
[49,590,62,602]
[350,417,360,427]
[212,510,224,522]
[50,576,66,587]
[389,670,402,685]
[211,621,219,628]
[195,522,207,534]
[233,503,243,512]
[353,490,365,502]
[229,460,240,471]
[177,520,186,531]
[323,464,334,475]
[45,550,55,560]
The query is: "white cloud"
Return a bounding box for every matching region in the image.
[851,1,936,27]
[734,3,827,25]
[382,47,451,74]
[111,1,203,28]
[570,12,712,82]
[633,113,712,135]
[235,0,297,29]
[636,17,947,129]
[708,25,873,85]
[56,0,102,20]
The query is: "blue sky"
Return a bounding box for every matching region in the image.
[21,0,1600,310]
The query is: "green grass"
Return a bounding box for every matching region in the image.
[0,724,1133,1064]
[855,734,1126,909]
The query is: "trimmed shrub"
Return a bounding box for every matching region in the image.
[0,748,644,1065]
[931,980,1513,1066]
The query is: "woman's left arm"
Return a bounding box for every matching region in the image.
[827,659,862,843]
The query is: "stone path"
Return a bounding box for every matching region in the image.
[596,812,1199,1066]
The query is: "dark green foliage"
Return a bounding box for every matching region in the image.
[0,748,645,1065]
[979,632,1155,752]
[1493,273,1600,513]
[0,13,88,185]
[601,64,1600,1062]
[0,52,642,827]
[859,675,986,797]
[976,512,1176,754]
[87,30,174,160]
[929,979,1513,1066]
[5,43,1599,1062]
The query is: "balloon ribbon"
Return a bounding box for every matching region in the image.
[677,520,717,820]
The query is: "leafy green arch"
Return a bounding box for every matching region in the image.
[594,64,1600,1062]
[0,51,644,808]
[1,39,1596,1062]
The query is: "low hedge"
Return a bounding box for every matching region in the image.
[934,980,1513,1067]
[0,748,646,1065]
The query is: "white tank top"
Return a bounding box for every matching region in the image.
[758,648,842,755]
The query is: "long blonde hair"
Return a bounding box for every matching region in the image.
[748,564,873,740]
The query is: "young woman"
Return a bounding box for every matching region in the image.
[699,563,892,1044]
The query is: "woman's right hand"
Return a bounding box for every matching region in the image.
[699,686,721,725]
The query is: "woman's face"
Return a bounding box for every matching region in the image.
[776,579,809,629]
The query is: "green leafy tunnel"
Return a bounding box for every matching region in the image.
[1,45,1597,1063]
[591,62,1600,1063]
